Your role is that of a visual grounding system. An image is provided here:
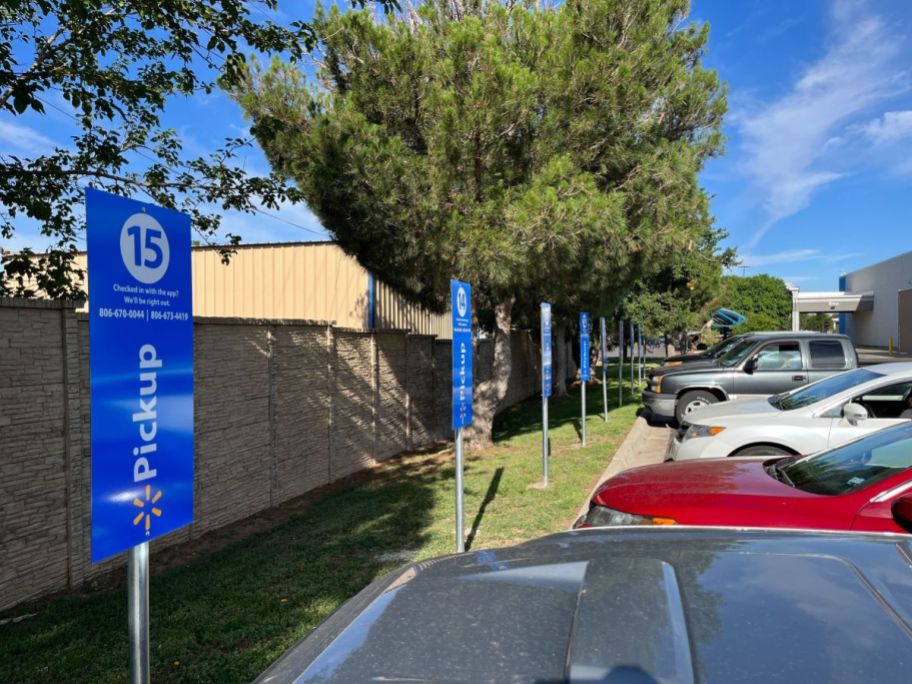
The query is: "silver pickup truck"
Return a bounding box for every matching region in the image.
[643,332,858,423]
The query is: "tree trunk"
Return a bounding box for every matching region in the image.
[465,297,514,450]
[567,335,578,381]
[554,324,568,397]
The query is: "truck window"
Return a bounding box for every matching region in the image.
[755,341,801,371]
[809,340,846,369]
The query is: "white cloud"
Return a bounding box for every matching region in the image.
[735,0,907,249]
[863,110,912,144]
[739,248,820,268]
[0,119,57,155]
[737,248,863,269]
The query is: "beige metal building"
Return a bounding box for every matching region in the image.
[72,241,452,337]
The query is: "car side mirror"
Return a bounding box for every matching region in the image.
[743,357,756,374]
[891,494,912,533]
[843,402,869,426]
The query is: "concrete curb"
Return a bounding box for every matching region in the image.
[574,416,654,523]
[574,415,676,524]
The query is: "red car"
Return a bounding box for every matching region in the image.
[576,422,912,534]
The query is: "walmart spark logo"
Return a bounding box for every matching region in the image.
[133,485,162,535]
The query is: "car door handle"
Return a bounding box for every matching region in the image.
[792,375,805,381]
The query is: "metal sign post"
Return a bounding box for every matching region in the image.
[640,327,645,383]
[618,320,624,407]
[128,542,150,684]
[579,312,590,446]
[636,325,641,383]
[450,279,473,553]
[630,322,635,394]
[86,189,194,684]
[600,317,608,421]
[541,303,553,486]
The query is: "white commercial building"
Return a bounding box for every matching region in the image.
[841,250,912,352]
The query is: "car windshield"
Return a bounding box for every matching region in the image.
[709,336,742,358]
[781,423,912,495]
[717,338,757,367]
[770,368,884,411]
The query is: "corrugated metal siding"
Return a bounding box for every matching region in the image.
[191,243,369,326]
[375,280,452,338]
[70,243,450,335]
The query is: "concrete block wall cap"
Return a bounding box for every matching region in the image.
[407,333,438,339]
[332,326,376,335]
[192,316,335,327]
[373,328,412,335]
[0,297,81,310]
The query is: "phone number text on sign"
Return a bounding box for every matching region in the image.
[98,307,146,320]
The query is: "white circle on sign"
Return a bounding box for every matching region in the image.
[119,212,170,284]
[457,286,467,318]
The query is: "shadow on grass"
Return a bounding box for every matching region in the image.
[465,467,504,551]
[1,462,448,683]
[493,365,647,444]
[2,370,641,683]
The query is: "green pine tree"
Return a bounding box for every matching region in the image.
[234,0,728,446]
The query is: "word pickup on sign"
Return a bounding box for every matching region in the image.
[451,280,473,430]
[87,188,194,563]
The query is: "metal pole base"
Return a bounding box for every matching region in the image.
[581,380,587,446]
[128,542,150,684]
[454,429,465,553]
[542,397,549,487]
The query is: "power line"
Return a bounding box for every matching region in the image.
[250,206,327,238]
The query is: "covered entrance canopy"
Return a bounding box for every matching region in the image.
[788,289,874,332]
[793,291,874,313]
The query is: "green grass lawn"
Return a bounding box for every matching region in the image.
[2,368,643,683]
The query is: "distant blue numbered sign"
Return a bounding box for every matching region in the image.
[541,303,552,398]
[87,188,194,562]
[451,280,473,430]
[580,312,590,381]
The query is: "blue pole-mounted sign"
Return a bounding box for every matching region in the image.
[451,280,473,430]
[87,188,194,563]
[580,312,591,381]
[541,303,552,398]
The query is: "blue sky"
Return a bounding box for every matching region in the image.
[693,0,912,290]
[3,0,911,292]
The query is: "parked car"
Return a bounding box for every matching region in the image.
[669,363,912,460]
[577,421,912,534]
[643,331,858,423]
[257,526,912,683]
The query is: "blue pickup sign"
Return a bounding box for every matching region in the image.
[87,188,194,563]
[451,280,473,430]
[580,312,590,381]
[541,303,552,398]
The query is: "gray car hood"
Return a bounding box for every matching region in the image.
[257,528,912,683]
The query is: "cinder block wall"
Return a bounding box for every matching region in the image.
[0,299,552,611]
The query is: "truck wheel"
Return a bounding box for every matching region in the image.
[675,390,718,424]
